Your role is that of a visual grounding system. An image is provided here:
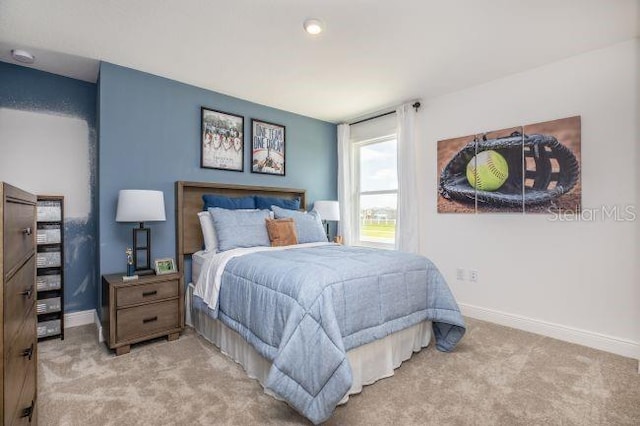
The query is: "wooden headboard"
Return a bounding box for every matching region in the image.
[175,181,306,275]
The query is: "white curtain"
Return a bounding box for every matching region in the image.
[337,123,353,245]
[395,103,420,253]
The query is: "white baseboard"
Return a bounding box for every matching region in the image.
[460,303,640,362]
[94,310,104,343]
[64,309,104,342]
[64,309,95,328]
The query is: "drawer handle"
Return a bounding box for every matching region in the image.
[21,343,34,360]
[21,286,34,299]
[21,400,35,422]
[142,290,158,297]
[22,227,33,236]
[143,316,158,324]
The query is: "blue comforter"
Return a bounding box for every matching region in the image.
[198,244,465,424]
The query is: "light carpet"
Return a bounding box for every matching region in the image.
[37,318,640,425]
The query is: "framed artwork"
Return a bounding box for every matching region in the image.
[154,258,176,275]
[251,119,286,176]
[437,116,581,214]
[201,107,244,172]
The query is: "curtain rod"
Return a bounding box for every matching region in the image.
[349,102,421,126]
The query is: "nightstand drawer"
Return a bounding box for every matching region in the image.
[116,299,179,342]
[116,279,179,308]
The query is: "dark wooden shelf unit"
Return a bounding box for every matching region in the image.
[35,195,65,341]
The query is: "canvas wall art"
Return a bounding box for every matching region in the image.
[438,116,581,214]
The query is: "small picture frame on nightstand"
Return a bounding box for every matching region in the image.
[154,258,176,275]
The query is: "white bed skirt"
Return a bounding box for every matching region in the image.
[186,283,432,404]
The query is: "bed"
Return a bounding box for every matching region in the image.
[175,181,465,424]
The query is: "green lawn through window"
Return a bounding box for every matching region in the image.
[360,222,395,243]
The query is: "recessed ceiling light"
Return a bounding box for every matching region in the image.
[11,49,35,64]
[303,19,324,35]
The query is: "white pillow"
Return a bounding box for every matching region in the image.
[197,211,217,253]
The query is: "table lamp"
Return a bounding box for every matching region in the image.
[116,190,166,275]
[313,200,340,241]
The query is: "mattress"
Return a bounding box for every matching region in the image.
[191,250,209,282]
[186,283,433,406]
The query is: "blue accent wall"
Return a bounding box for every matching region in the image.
[0,61,98,313]
[98,62,337,278]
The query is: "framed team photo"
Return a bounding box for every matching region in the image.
[251,119,286,176]
[201,107,244,172]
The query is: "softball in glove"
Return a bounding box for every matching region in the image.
[439,132,579,207]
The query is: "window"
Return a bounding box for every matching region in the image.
[353,136,397,247]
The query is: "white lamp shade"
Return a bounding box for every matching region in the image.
[313,200,340,221]
[115,190,166,223]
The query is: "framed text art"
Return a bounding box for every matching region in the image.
[201,107,244,172]
[251,119,286,176]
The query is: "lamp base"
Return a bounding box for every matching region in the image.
[133,223,152,273]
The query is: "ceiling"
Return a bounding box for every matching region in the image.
[0,0,638,123]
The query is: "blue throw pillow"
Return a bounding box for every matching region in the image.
[255,196,300,211]
[271,206,327,244]
[208,208,271,252]
[202,194,256,210]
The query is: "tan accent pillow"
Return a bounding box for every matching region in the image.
[266,218,298,247]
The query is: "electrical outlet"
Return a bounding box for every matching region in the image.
[456,268,465,281]
[469,270,478,282]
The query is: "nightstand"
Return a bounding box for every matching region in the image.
[101,272,183,355]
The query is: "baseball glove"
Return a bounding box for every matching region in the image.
[439,132,579,207]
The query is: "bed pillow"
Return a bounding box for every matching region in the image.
[199,209,271,252]
[209,207,271,252]
[255,195,300,211]
[265,218,298,247]
[197,211,217,253]
[271,206,327,244]
[202,194,256,210]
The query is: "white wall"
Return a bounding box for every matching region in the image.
[637,37,640,367]
[0,108,91,219]
[417,39,639,358]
